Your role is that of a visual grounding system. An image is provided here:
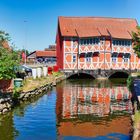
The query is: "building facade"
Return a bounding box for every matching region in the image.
[56,17,140,75]
[27,46,56,65]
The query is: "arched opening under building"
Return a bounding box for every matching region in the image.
[67,73,95,79]
[109,71,129,79]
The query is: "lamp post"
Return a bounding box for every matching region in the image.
[23,20,27,65]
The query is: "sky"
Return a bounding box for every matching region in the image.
[0,0,140,52]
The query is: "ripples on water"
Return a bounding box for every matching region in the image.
[0,79,133,140]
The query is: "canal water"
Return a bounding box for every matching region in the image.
[0,78,133,140]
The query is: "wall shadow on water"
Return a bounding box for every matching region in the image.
[109,72,129,79]
[109,72,129,85]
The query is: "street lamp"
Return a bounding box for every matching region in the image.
[23,20,27,65]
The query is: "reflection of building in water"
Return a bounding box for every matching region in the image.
[57,116,132,138]
[62,86,132,119]
[56,82,133,138]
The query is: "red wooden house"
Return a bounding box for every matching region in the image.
[56,17,139,72]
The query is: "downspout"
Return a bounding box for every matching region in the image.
[77,38,79,75]
[104,37,105,71]
[75,29,79,74]
[107,29,112,71]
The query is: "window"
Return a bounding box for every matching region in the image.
[116,40,119,46]
[80,38,99,45]
[113,40,115,46]
[125,41,127,46]
[112,58,117,63]
[90,38,92,44]
[73,41,77,47]
[127,41,131,46]
[100,37,105,45]
[84,39,87,45]
[124,58,129,62]
[112,39,132,47]
[122,40,124,46]
[73,55,76,63]
[119,40,121,46]
[86,53,92,62]
[123,53,130,63]
[111,53,118,63]
[80,39,84,45]
[95,38,99,44]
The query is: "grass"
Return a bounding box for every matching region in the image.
[137,72,140,78]
[134,111,140,127]
[21,72,64,92]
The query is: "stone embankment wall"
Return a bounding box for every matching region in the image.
[0,96,13,114]
[0,75,65,115]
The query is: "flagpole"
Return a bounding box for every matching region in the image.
[25,47,26,65]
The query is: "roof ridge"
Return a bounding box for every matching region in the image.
[59,16,136,20]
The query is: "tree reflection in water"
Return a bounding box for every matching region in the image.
[0,112,18,140]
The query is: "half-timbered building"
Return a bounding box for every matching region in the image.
[56,16,139,77]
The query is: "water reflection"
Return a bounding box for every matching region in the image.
[56,79,132,139]
[0,79,133,140]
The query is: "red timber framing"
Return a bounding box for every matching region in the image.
[56,17,140,72]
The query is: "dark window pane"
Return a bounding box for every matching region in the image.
[90,38,92,44]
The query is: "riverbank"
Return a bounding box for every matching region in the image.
[128,74,140,140]
[0,73,65,115]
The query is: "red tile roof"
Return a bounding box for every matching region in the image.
[58,16,138,39]
[36,50,56,57]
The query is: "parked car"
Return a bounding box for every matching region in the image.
[15,65,32,79]
[22,65,32,76]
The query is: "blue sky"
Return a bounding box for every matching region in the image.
[0,0,140,52]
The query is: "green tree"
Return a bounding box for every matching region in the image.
[0,47,20,79]
[0,30,10,44]
[132,26,140,57]
[0,31,20,79]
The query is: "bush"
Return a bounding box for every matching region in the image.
[127,75,133,91]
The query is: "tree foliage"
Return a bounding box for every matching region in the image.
[132,26,140,58]
[0,47,20,79]
[0,31,10,43]
[0,31,20,79]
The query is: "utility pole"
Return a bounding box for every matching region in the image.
[24,20,27,65]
